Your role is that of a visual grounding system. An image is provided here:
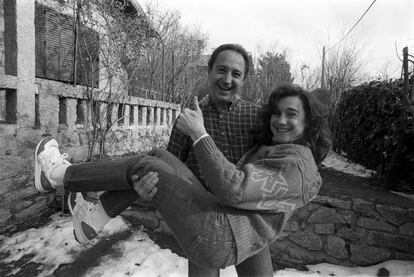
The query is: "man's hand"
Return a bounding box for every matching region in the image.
[132,172,158,201]
[176,96,208,141]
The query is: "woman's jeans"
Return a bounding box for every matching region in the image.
[63,149,236,269]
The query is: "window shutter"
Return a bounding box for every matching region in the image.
[34,4,99,87]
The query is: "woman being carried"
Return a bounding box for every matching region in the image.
[34,84,331,271]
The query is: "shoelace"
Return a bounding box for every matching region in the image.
[58,153,69,217]
[60,186,65,217]
[76,194,94,218]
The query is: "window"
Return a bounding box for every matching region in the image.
[154,107,158,124]
[35,3,99,87]
[118,103,124,125]
[92,101,101,126]
[75,99,85,124]
[146,107,151,125]
[4,0,17,76]
[106,102,114,129]
[160,108,164,124]
[129,105,134,125]
[35,93,40,129]
[0,89,17,124]
[138,105,143,124]
[58,97,67,125]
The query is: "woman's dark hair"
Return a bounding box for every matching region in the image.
[208,44,251,79]
[260,84,332,164]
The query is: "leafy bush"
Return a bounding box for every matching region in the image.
[333,79,414,190]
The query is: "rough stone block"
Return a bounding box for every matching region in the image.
[337,227,369,243]
[395,251,414,260]
[326,235,348,259]
[338,210,354,224]
[314,195,352,210]
[289,230,323,251]
[376,205,410,226]
[350,244,391,265]
[314,223,335,234]
[353,198,380,219]
[306,202,320,211]
[292,205,310,220]
[10,200,33,212]
[356,217,395,232]
[284,220,300,232]
[158,219,173,235]
[0,208,12,225]
[399,222,414,236]
[271,240,326,267]
[308,207,346,224]
[14,197,49,221]
[368,230,414,253]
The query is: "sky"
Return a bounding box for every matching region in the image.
[139,0,414,80]
[1,154,414,276]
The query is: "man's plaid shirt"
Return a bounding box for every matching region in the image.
[167,96,263,187]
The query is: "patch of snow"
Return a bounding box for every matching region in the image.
[391,191,414,202]
[1,213,414,277]
[322,152,376,178]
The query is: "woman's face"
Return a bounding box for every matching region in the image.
[270,96,306,144]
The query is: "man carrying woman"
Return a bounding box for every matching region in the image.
[34,82,331,276]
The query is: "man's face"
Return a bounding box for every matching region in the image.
[208,50,245,108]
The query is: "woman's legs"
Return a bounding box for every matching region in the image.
[35,138,138,243]
[35,139,236,269]
[132,149,236,270]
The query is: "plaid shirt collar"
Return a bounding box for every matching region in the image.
[204,94,241,112]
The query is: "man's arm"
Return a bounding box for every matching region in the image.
[166,120,192,162]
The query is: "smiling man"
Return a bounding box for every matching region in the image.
[167,44,273,276]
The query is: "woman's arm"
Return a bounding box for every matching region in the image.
[193,137,322,213]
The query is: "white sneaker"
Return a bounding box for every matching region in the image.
[34,137,71,193]
[68,192,99,245]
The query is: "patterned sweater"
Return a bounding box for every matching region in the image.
[193,135,322,264]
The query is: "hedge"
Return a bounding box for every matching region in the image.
[333,79,414,190]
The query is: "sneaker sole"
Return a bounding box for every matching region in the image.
[68,193,97,245]
[72,212,92,245]
[34,138,49,193]
[67,192,76,216]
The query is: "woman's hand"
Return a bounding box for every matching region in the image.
[132,172,159,201]
[176,96,207,141]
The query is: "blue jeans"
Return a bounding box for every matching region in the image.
[63,149,237,269]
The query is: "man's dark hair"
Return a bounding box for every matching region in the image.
[208,44,251,79]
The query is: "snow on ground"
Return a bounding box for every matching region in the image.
[322,152,376,178]
[323,152,414,202]
[1,152,414,276]
[1,214,414,277]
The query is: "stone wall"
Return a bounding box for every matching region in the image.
[0,76,179,233]
[122,192,414,268]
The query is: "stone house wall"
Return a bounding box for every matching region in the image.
[123,193,414,268]
[0,0,180,233]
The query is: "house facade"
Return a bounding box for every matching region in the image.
[0,0,179,232]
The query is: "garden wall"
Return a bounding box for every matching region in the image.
[123,191,414,268]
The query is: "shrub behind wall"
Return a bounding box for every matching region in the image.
[333,79,414,190]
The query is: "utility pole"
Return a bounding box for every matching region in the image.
[321,46,326,89]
